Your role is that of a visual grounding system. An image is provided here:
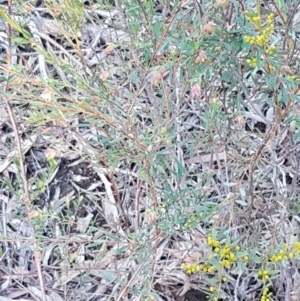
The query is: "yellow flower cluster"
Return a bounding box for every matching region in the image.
[267,45,276,55]
[261,287,272,301]
[267,14,274,25]
[207,236,220,248]
[184,212,200,229]
[180,237,300,301]
[270,242,300,263]
[180,263,199,274]
[245,15,261,33]
[246,57,257,67]
[207,237,247,268]
[201,263,216,273]
[244,35,256,45]
[249,16,260,26]
[256,34,269,48]
[181,263,216,274]
[244,12,276,63]
[220,246,236,267]
[287,75,297,80]
[271,249,293,263]
[294,241,300,253]
[181,237,248,275]
[244,23,274,48]
[258,269,269,281]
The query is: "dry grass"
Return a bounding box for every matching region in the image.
[1,0,300,300]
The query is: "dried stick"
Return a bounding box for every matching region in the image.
[6,103,47,301]
[3,1,46,299]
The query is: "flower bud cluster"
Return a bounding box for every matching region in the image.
[244,12,276,67]
[244,13,275,47]
[246,57,257,67]
[184,212,202,229]
[258,269,269,280]
[270,242,300,263]
[180,236,300,301]
[261,287,272,301]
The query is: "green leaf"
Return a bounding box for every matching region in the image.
[250,253,261,264]
[293,95,300,104]
[237,261,248,271]
[105,233,122,241]
[113,246,128,255]
[266,74,277,90]
[275,0,284,9]
[235,251,249,259]
[293,131,300,141]
[99,271,118,282]
[87,239,106,248]
[0,7,31,38]
[239,187,246,200]
[279,87,288,105]
[260,7,277,16]
[11,35,30,45]
[282,77,295,88]
[235,199,247,206]
[244,9,256,19]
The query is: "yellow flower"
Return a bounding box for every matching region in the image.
[267,13,274,24]
[263,287,269,294]
[208,266,215,273]
[267,45,276,55]
[259,270,269,280]
[271,255,278,263]
[221,260,231,268]
[246,57,257,67]
[251,16,260,24]
[287,75,297,80]
[244,35,251,42]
